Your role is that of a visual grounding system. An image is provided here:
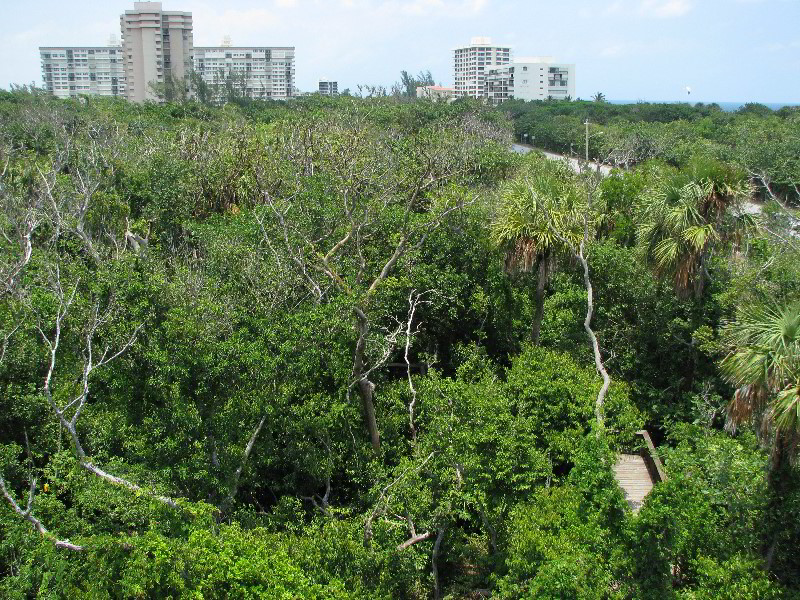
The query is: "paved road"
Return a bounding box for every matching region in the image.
[510,144,800,235]
[511,144,800,239]
[512,143,613,176]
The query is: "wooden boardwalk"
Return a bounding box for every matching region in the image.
[613,430,667,513]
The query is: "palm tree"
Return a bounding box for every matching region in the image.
[492,157,583,344]
[721,299,800,568]
[721,300,800,462]
[636,158,753,299]
[592,92,606,103]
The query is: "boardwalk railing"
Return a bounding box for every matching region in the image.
[636,429,667,483]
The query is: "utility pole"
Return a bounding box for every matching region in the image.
[584,119,590,162]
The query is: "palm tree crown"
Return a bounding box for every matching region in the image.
[492,156,584,342]
[491,157,583,269]
[636,157,753,299]
[721,300,800,445]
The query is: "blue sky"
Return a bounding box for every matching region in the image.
[2,0,798,102]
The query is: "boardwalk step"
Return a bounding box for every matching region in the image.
[613,453,656,513]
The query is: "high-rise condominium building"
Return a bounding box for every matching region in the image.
[193,46,296,101]
[40,46,125,99]
[121,2,193,102]
[318,79,338,96]
[485,57,576,105]
[453,37,511,99]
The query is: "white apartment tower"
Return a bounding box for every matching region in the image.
[120,2,193,102]
[453,37,511,99]
[485,58,576,105]
[318,79,338,96]
[193,46,296,101]
[40,46,125,99]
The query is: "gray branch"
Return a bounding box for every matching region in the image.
[0,473,83,551]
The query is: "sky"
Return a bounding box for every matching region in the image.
[1,0,798,103]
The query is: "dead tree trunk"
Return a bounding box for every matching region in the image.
[432,527,447,600]
[353,307,380,451]
[542,167,610,431]
[531,254,548,345]
[223,415,267,511]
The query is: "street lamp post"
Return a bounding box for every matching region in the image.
[584,119,590,162]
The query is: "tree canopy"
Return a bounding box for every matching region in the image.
[0,88,799,598]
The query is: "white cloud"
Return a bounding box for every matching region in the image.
[766,39,800,51]
[9,26,51,44]
[566,0,688,22]
[335,0,488,17]
[639,0,692,18]
[600,44,626,57]
[191,5,281,45]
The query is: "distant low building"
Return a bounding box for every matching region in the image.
[193,45,296,101]
[318,79,338,96]
[40,46,126,99]
[485,57,575,105]
[416,85,456,102]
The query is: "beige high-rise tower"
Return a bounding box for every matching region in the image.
[120,2,193,102]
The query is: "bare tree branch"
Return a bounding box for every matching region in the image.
[397,530,434,551]
[541,166,610,430]
[0,324,20,365]
[33,270,178,509]
[404,290,433,442]
[364,451,436,547]
[0,473,83,551]
[225,414,267,508]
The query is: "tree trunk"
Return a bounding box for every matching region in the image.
[531,254,548,345]
[359,378,380,451]
[694,250,708,301]
[765,439,789,572]
[432,527,446,600]
[353,307,380,451]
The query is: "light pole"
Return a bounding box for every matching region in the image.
[584,119,590,162]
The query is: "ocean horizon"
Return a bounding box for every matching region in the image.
[607,99,798,112]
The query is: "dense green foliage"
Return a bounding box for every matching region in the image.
[1,89,798,598]
[506,99,800,207]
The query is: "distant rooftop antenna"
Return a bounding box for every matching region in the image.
[108,34,118,46]
[222,35,233,47]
